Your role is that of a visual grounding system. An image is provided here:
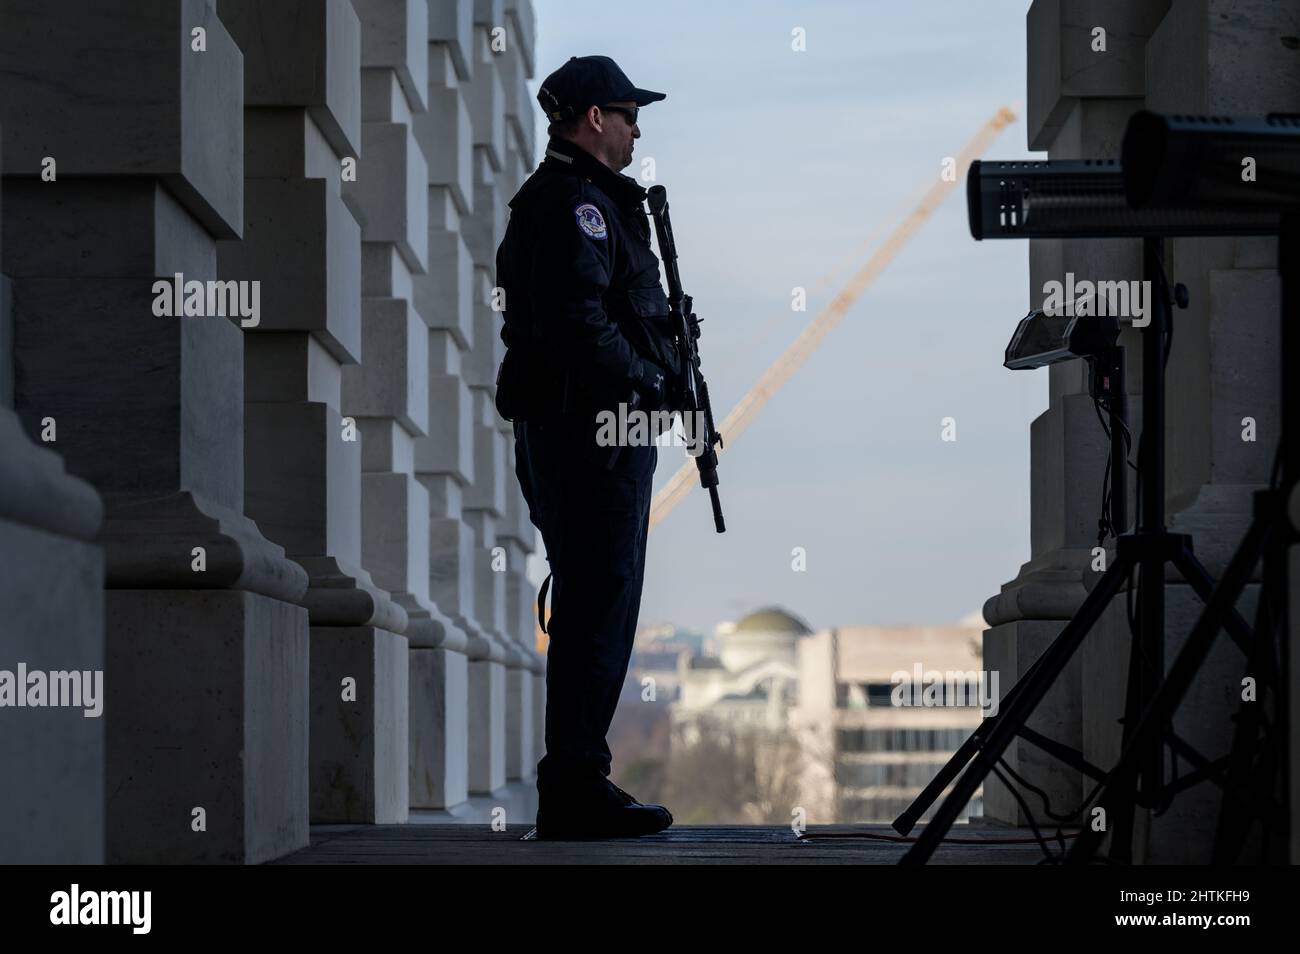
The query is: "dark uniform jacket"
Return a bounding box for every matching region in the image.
[494,135,682,466]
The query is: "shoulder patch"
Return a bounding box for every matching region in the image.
[574,202,608,240]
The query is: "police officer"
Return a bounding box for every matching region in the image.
[494,55,681,839]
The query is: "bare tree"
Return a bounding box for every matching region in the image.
[661,714,814,824]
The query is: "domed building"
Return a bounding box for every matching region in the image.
[672,606,812,741]
[667,605,988,826]
[716,606,812,673]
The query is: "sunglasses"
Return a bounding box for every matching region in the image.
[601,104,639,125]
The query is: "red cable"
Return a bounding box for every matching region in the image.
[797,830,1081,845]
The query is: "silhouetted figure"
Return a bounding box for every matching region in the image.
[495,56,681,839]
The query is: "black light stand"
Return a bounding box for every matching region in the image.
[893,159,1273,865]
[1062,113,1300,863]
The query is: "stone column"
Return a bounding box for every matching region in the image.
[501,0,537,196]
[0,123,106,864]
[496,0,543,798]
[983,0,1169,826]
[410,0,491,813]
[216,0,410,824]
[344,0,475,818]
[500,491,539,786]
[456,0,535,807]
[0,0,312,863]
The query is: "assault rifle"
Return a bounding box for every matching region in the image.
[646,184,726,533]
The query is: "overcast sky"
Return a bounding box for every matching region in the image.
[524,0,1044,635]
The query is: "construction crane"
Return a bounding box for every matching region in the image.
[648,105,1020,531]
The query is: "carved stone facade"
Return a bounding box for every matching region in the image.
[0,0,542,863]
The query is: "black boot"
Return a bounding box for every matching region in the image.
[535,766,673,840]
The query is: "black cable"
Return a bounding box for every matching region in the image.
[1091,385,1137,547]
[990,761,1062,863]
[1126,424,1142,637]
[995,757,1083,825]
[1092,395,1115,547]
[1105,397,1137,469]
[989,760,1124,865]
[1090,368,1138,550]
[996,745,1122,848]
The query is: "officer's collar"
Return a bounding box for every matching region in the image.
[542,136,648,208]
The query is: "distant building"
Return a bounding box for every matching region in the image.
[635,621,708,657]
[621,622,708,706]
[607,624,709,771]
[791,622,986,825]
[670,606,811,746]
[649,606,987,826]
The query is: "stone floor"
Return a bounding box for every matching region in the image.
[272,822,1063,864]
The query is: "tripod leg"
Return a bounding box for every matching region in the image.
[892,624,1067,835]
[1175,550,1256,654]
[898,557,1132,865]
[1212,559,1275,863]
[893,721,987,836]
[1211,493,1291,861]
[1066,517,1269,864]
[1110,558,1150,863]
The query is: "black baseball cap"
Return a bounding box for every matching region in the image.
[537,55,666,122]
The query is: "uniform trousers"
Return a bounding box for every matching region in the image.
[513,414,656,782]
